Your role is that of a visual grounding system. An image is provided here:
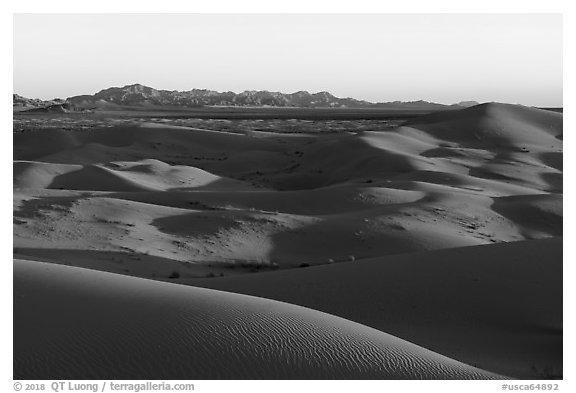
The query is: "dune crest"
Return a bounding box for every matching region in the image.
[191,238,562,379]
[14,259,505,380]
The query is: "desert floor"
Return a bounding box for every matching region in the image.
[13,103,562,379]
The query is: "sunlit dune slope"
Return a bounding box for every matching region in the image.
[13,104,562,276]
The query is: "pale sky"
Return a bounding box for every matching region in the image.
[13,13,563,106]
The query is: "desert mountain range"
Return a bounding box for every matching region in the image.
[14,84,479,111]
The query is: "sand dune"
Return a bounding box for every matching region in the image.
[492,194,562,238]
[109,184,426,215]
[13,103,562,379]
[14,105,562,273]
[190,238,562,379]
[14,259,504,380]
[401,103,562,149]
[15,123,288,165]
[15,159,254,192]
[14,104,562,194]
[14,161,82,189]
[15,181,547,275]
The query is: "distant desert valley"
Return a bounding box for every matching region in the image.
[13,85,563,380]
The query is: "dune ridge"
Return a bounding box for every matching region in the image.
[14,259,505,380]
[190,238,562,379]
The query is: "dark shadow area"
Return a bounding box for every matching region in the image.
[263,134,423,190]
[48,165,152,192]
[188,237,563,380]
[13,247,219,280]
[540,152,563,171]
[491,195,563,238]
[541,172,563,194]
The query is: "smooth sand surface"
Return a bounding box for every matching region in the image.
[14,259,504,380]
[190,238,562,379]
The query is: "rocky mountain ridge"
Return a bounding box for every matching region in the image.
[15,84,467,110]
